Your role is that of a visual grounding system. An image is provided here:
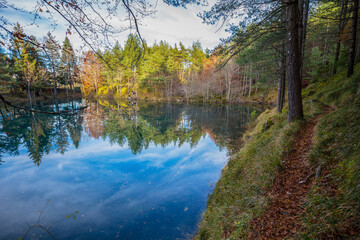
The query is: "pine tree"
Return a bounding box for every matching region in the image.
[60,37,77,97]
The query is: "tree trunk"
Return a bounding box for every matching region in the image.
[27,80,32,108]
[323,22,331,65]
[116,77,119,96]
[226,68,231,102]
[248,75,252,98]
[334,0,349,75]
[300,0,310,78]
[298,0,304,56]
[72,79,75,96]
[277,52,286,113]
[286,0,304,121]
[52,67,57,99]
[65,73,69,99]
[242,66,247,97]
[355,31,360,62]
[348,0,359,77]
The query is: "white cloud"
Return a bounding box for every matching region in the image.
[2,0,229,50]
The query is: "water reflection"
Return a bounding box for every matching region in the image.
[0,99,261,240]
[0,100,84,165]
[0,100,260,165]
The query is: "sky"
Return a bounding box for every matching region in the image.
[1,0,229,51]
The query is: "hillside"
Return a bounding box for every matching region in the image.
[196,66,360,239]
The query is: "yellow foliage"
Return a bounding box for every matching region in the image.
[120,87,128,96]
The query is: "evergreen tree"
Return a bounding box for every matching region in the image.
[60,37,77,97]
[44,32,60,98]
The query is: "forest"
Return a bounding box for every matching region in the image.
[0,0,359,239]
[1,0,357,108]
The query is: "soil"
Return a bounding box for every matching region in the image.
[247,116,321,239]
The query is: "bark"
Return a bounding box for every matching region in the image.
[277,52,286,113]
[298,0,304,55]
[242,66,248,97]
[72,80,75,96]
[334,0,349,75]
[50,56,57,99]
[116,79,119,95]
[348,0,359,77]
[226,67,231,102]
[355,31,360,61]
[300,0,310,77]
[323,22,330,64]
[65,75,69,98]
[286,0,304,121]
[52,69,57,99]
[27,80,32,108]
[248,75,252,98]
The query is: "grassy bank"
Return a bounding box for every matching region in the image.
[299,67,360,239]
[196,66,360,239]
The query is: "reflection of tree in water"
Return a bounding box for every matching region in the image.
[184,104,255,152]
[0,99,261,165]
[0,100,84,165]
[88,100,260,154]
[84,101,105,139]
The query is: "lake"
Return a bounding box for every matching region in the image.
[0,99,261,240]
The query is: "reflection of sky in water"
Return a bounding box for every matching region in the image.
[0,133,227,240]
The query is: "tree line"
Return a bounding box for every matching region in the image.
[196,0,360,121]
[1,24,79,106]
[1,0,359,122]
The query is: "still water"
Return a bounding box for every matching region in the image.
[0,99,261,240]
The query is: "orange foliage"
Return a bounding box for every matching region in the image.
[202,55,219,79]
[84,103,104,139]
[80,51,102,95]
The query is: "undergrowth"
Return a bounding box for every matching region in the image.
[196,65,360,239]
[196,108,302,239]
[299,66,360,239]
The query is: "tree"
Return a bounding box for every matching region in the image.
[333,0,349,75]
[0,48,17,94]
[10,24,41,106]
[170,0,305,121]
[20,46,37,105]
[348,0,359,77]
[286,0,304,121]
[122,34,142,94]
[44,32,60,98]
[80,51,102,97]
[60,37,77,97]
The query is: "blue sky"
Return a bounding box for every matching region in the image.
[1,0,229,50]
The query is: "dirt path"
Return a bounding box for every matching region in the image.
[247,117,320,239]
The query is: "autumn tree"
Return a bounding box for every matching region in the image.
[80,51,102,97]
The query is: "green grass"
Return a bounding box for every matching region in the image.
[299,67,360,239]
[196,108,303,239]
[196,65,360,239]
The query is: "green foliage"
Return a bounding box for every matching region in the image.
[196,108,302,239]
[59,36,78,90]
[92,36,207,99]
